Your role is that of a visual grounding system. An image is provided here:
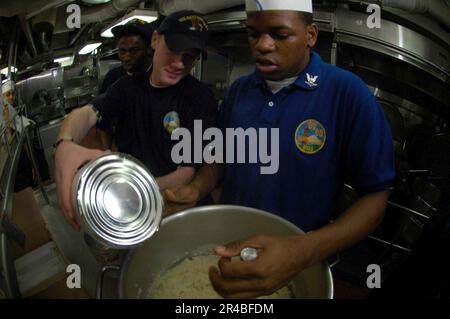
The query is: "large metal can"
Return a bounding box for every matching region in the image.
[72,153,163,264]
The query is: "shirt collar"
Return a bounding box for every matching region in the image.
[251,51,324,91]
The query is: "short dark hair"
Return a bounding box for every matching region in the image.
[112,21,153,45]
[298,12,313,26]
[117,32,150,46]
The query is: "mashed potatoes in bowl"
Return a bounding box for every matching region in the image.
[148,254,294,299]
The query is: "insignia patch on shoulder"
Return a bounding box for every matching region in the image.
[295,119,326,154]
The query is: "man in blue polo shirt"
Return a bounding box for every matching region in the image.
[165,0,395,298]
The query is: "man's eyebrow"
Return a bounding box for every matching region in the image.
[245,24,292,31]
[270,26,292,31]
[118,45,142,49]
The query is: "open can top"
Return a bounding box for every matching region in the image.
[72,153,163,248]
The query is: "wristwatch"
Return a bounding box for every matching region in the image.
[53,137,74,150]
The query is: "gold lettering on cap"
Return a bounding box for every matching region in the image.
[178,15,209,31]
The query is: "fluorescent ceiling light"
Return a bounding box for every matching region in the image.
[101,9,158,38]
[0,66,18,75]
[78,42,102,55]
[54,56,75,67]
[54,56,71,63]
[29,73,52,80]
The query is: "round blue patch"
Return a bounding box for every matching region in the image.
[295,119,326,154]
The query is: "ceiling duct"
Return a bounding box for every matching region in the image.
[32,8,57,33]
[31,8,58,54]
[366,0,450,30]
[156,0,245,15]
[19,15,38,57]
[82,0,113,4]
[81,0,141,25]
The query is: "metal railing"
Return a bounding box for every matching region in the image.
[0,103,49,298]
[1,107,26,298]
[341,179,442,256]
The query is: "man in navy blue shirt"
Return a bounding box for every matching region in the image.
[165,0,395,298]
[96,20,154,149]
[54,11,217,231]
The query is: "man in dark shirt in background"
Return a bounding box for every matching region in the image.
[96,20,154,149]
[99,20,154,94]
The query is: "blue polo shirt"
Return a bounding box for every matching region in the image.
[219,52,395,232]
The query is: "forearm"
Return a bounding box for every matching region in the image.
[58,105,97,143]
[156,166,195,191]
[305,190,389,266]
[189,163,223,200]
[54,105,106,231]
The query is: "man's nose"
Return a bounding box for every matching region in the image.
[119,50,132,59]
[255,34,275,53]
[121,54,132,63]
[171,53,185,69]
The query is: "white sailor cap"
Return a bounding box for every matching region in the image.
[2,80,15,94]
[245,0,313,13]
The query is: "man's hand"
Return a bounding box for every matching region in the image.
[54,141,106,231]
[162,164,222,216]
[156,166,195,192]
[209,234,316,299]
[163,184,201,216]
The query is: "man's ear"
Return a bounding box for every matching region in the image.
[306,23,319,48]
[151,30,159,50]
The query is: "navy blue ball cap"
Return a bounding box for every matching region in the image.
[157,10,209,55]
[112,20,153,43]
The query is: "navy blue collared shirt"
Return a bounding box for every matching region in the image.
[219,52,395,232]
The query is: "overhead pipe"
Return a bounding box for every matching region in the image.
[12,31,19,73]
[156,0,450,31]
[156,0,245,15]
[32,8,57,33]
[25,0,72,20]
[38,32,50,52]
[69,24,89,46]
[81,0,140,25]
[6,27,18,79]
[82,0,113,4]
[375,0,450,30]
[18,14,38,58]
[32,8,57,53]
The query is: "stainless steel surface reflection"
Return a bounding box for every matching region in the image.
[72,153,163,249]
